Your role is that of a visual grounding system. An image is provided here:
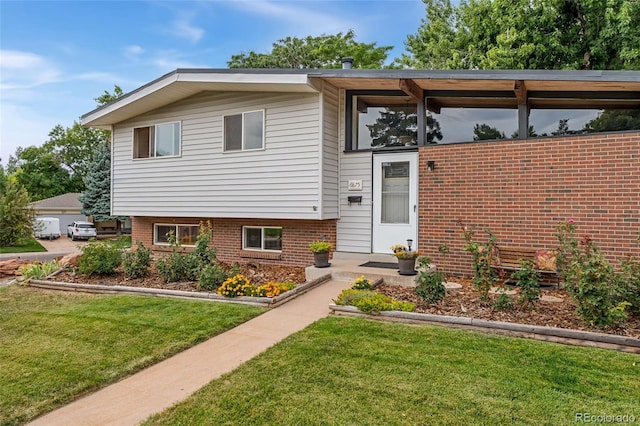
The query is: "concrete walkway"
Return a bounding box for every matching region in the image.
[28,279,351,426]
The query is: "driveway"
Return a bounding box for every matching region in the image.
[0,237,88,262]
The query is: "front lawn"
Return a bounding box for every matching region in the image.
[0,238,47,253]
[146,316,640,425]
[0,286,265,426]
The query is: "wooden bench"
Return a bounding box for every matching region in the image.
[491,247,560,288]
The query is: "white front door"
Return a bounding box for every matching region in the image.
[372,152,418,254]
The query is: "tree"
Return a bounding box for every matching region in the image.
[228,30,392,69]
[368,108,418,147]
[7,145,78,201]
[399,0,640,70]
[0,177,36,246]
[94,85,124,106]
[473,123,505,141]
[79,141,127,235]
[583,110,640,133]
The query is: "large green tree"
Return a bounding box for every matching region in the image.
[0,177,36,246]
[399,0,640,70]
[79,141,127,234]
[228,30,392,69]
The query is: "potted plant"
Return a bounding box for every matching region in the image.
[309,240,333,268]
[391,244,419,275]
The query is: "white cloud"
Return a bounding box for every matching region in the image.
[124,45,145,61]
[0,50,62,91]
[171,14,205,43]
[230,1,354,35]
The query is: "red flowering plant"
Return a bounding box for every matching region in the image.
[458,219,498,301]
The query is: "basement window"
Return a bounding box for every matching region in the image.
[242,226,282,251]
[154,224,199,246]
[133,122,181,159]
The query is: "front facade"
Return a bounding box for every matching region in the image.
[81,69,640,272]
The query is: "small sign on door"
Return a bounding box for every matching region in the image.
[348,180,363,191]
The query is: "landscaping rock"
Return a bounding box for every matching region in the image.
[59,253,82,267]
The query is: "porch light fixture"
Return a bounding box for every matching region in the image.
[427,161,436,172]
[407,239,413,251]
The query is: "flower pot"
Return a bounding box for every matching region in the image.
[313,252,331,268]
[397,257,417,275]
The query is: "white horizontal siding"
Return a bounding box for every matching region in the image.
[321,82,339,219]
[111,91,322,218]
[337,150,373,253]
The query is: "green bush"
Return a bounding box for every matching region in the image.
[493,291,514,311]
[334,289,414,314]
[414,256,446,304]
[556,221,629,327]
[619,257,640,315]
[197,263,230,291]
[511,260,541,307]
[78,241,122,275]
[458,220,498,301]
[156,251,187,283]
[122,241,152,279]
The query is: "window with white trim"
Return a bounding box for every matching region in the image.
[154,224,199,246]
[133,122,181,158]
[242,226,282,251]
[224,110,264,151]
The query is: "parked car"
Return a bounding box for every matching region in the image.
[67,221,97,241]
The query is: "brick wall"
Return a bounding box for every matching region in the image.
[131,216,337,267]
[418,131,640,275]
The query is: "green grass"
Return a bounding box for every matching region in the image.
[100,235,132,249]
[0,238,47,253]
[0,286,265,426]
[146,316,640,426]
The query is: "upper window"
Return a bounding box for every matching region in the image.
[224,110,265,152]
[347,92,418,151]
[133,122,181,159]
[242,226,282,252]
[154,224,199,246]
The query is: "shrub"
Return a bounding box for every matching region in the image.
[414,256,446,304]
[511,260,541,307]
[217,274,252,297]
[78,241,122,275]
[493,290,514,311]
[309,240,333,253]
[122,241,152,279]
[556,221,629,327]
[351,275,373,290]
[185,223,217,281]
[458,220,498,301]
[619,257,640,315]
[197,263,230,291]
[333,289,415,314]
[156,251,187,283]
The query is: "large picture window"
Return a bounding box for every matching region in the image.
[349,92,418,150]
[133,122,181,158]
[242,226,282,251]
[154,224,199,246]
[224,110,265,151]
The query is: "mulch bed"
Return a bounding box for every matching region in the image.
[10,261,638,339]
[47,263,307,293]
[376,277,640,339]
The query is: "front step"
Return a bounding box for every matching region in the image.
[305,252,434,287]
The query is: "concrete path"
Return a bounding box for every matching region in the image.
[28,279,351,426]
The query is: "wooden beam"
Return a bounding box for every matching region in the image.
[426,98,441,114]
[514,80,527,105]
[399,79,424,102]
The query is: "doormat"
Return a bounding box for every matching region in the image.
[359,261,398,269]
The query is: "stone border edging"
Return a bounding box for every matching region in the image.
[26,274,332,308]
[329,304,640,354]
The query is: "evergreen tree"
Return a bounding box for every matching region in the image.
[79,142,127,235]
[473,123,506,141]
[0,177,36,246]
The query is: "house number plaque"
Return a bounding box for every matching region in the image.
[348,180,363,191]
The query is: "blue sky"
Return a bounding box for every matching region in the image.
[0,0,426,166]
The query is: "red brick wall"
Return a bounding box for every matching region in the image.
[418,131,640,275]
[131,216,337,267]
